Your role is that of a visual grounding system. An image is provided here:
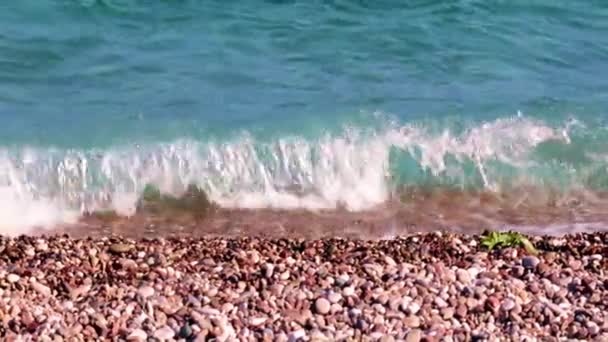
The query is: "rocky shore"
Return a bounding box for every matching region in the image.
[0,232,606,341]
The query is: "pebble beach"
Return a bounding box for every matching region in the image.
[1,232,606,341]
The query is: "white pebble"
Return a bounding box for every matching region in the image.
[137,286,155,299]
[127,329,147,341]
[153,326,175,340]
[342,286,355,297]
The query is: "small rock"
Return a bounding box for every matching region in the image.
[127,329,147,341]
[153,326,175,340]
[485,296,500,312]
[522,256,540,269]
[407,302,420,315]
[109,243,133,254]
[328,292,342,304]
[586,321,599,336]
[501,299,515,312]
[314,298,331,315]
[404,316,421,328]
[263,263,274,278]
[137,286,155,299]
[569,259,583,271]
[512,265,525,277]
[384,256,397,266]
[434,297,448,308]
[289,329,306,340]
[30,281,51,297]
[250,317,267,326]
[405,329,422,342]
[336,274,350,287]
[455,304,468,318]
[343,286,355,297]
[178,324,193,338]
[441,307,455,319]
[7,274,20,283]
[456,269,471,284]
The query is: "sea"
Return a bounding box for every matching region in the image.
[1,0,608,235]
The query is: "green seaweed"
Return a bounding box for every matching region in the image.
[137,183,216,219]
[87,209,120,221]
[480,231,538,255]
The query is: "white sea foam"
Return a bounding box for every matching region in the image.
[0,115,588,234]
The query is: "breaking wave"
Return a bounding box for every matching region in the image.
[0,114,606,233]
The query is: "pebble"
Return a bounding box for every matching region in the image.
[336,274,350,287]
[153,326,175,340]
[289,329,306,340]
[127,329,147,341]
[342,286,355,297]
[109,243,133,254]
[404,316,421,328]
[522,256,540,269]
[263,263,274,279]
[30,281,51,297]
[328,292,342,304]
[405,329,422,342]
[178,324,193,338]
[501,299,515,312]
[137,286,155,298]
[0,232,604,341]
[314,298,331,315]
[456,269,471,284]
[250,317,267,326]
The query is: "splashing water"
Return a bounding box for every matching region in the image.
[1,114,603,234]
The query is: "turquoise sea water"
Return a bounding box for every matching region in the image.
[1,1,608,230]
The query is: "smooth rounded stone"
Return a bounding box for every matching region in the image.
[289,329,306,340]
[178,324,193,338]
[456,269,472,284]
[441,307,455,320]
[511,265,525,277]
[280,271,290,280]
[384,256,397,267]
[25,247,35,257]
[528,282,540,293]
[586,321,600,336]
[328,292,342,304]
[109,243,133,254]
[501,299,516,312]
[31,281,51,297]
[310,329,329,341]
[380,336,395,342]
[249,317,267,326]
[455,304,468,318]
[404,302,420,316]
[569,259,583,271]
[404,316,421,328]
[434,297,448,308]
[127,329,148,341]
[314,298,331,315]
[342,286,355,297]
[7,274,20,283]
[330,303,343,314]
[369,332,384,340]
[153,326,175,340]
[263,263,275,279]
[336,274,350,287]
[138,286,155,299]
[521,256,540,269]
[405,329,422,342]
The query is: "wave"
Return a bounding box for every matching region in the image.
[0,114,605,234]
